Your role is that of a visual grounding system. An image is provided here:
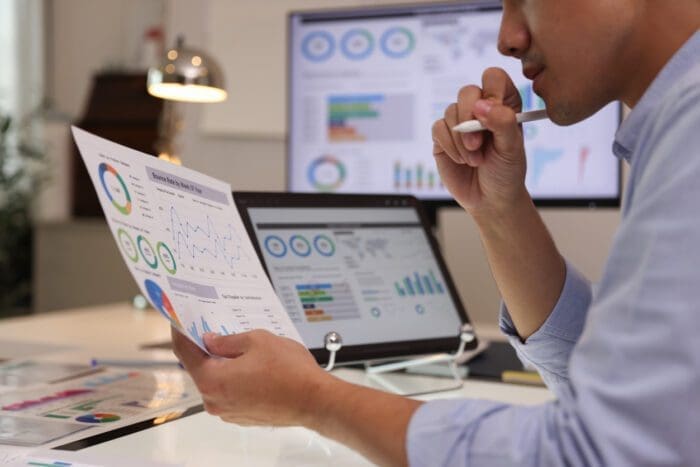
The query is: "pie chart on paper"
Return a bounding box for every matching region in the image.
[76,412,121,423]
[144,279,182,329]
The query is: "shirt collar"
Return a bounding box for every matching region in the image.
[613,30,700,162]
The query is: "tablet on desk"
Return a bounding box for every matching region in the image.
[234,192,478,364]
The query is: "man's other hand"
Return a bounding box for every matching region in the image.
[172,327,331,427]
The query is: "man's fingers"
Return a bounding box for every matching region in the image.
[481,67,522,112]
[472,99,522,157]
[171,326,209,377]
[456,85,485,151]
[444,104,486,165]
[432,119,464,163]
[204,332,253,359]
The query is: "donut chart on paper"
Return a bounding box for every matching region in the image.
[117,228,139,263]
[98,162,132,215]
[157,241,177,275]
[145,279,182,328]
[137,235,158,269]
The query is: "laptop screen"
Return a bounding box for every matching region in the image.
[245,204,464,350]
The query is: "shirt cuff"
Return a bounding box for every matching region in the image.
[498,261,592,386]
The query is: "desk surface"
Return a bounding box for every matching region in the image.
[0,303,553,466]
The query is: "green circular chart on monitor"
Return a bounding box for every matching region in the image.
[98,162,131,215]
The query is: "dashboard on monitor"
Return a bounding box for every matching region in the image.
[287,1,621,208]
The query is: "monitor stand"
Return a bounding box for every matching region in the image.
[323,324,477,396]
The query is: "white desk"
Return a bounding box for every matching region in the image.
[0,303,553,466]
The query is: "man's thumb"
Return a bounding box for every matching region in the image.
[204,332,250,358]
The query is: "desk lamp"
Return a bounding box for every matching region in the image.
[147,36,227,165]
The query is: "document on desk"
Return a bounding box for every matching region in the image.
[0,367,199,447]
[71,127,302,351]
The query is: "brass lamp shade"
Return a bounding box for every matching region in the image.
[147,37,227,103]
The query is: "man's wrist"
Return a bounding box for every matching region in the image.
[299,371,346,431]
[468,188,535,234]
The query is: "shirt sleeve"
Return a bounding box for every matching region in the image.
[499,261,592,395]
[406,77,700,467]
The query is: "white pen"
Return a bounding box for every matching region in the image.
[452,108,549,133]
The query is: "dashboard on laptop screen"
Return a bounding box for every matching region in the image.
[246,206,464,349]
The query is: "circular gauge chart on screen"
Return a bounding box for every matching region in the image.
[98,162,132,215]
[264,235,287,258]
[302,31,335,62]
[76,412,121,424]
[307,155,346,192]
[289,235,312,257]
[341,29,374,60]
[380,27,415,59]
[313,234,336,257]
[144,279,182,328]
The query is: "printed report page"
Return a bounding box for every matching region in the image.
[72,127,302,351]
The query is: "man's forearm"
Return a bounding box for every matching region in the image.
[305,375,422,467]
[471,192,566,340]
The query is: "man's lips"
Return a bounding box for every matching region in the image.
[523,66,544,81]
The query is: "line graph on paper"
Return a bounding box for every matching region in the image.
[162,203,255,280]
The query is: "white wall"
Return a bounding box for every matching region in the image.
[49,0,164,119]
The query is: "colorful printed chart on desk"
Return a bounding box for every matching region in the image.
[71,128,302,351]
[0,368,198,447]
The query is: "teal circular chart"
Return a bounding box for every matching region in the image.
[415,304,426,315]
[76,412,121,423]
[289,235,312,257]
[157,241,177,275]
[137,235,158,269]
[370,306,381,318]
[380,27,415,59]
[341,28,374,60]
[117,228,139,263]
[302,30,335,62]
[307,155,346,192]
[264,235,287,258]
[313,234,336,257]
[98,162,131,215]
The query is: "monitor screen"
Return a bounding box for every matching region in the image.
[287,1,621,206]
[246,205,464,350]
[235,192,477,363]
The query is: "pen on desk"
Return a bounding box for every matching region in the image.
[91,358,183,368]
[452,109,549,133]
[501,370,544,386]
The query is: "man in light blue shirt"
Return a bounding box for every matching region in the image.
[173,1,700,465]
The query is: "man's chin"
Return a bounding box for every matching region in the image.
[545,102,588,126]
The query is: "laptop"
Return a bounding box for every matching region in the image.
[234,192,478,364]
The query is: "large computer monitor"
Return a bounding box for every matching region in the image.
[287,1,621,210]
